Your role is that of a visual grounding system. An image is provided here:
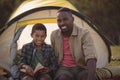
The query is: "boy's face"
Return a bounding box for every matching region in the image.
[31,30,46,48]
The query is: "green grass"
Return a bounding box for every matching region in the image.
[108,46,120,66]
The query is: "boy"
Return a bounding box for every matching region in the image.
[19,23,58,80]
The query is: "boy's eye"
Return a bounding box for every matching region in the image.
[35,34,39,37]
[35,34,45,38]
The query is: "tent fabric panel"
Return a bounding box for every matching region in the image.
[0,60,12,72]
[8,0,78,22]
[19,10,57,22]
[0,23,17,71]
[17,18,57,27]
[11,27,25,62]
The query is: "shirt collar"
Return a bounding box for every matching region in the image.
[31,41,46,51]
[71,24,78,36]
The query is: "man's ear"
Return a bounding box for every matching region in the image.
[72,16,74,21]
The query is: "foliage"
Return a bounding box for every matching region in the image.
[0,0,24,28]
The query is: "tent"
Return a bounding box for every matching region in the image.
[0,0,111,73]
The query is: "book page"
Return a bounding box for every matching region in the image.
[34,62,44,74]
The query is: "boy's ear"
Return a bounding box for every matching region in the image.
[31,33,33,38]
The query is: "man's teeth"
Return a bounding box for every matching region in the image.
[61,26,67,29]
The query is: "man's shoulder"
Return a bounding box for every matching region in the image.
[75,25,89,34]
[75,24,88,31]
[52,29,59,33]
[51,29,60,36]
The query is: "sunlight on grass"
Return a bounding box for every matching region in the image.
[108,46,120,66]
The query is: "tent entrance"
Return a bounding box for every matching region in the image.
[10,8,110,69]
[10,22,59,78]
[11,23,58,63]
[17,23,58,49]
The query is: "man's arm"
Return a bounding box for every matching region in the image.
[87,58,96,80]
[81,29,97,80]
[50,31,55,48]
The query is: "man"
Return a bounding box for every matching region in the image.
[51,7,97,80]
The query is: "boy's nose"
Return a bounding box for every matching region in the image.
[38,37,42,40]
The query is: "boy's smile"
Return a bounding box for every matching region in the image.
[31,30,46,48]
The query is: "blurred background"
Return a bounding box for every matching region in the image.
[0,0,120,45]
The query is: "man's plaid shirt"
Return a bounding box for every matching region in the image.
[19,41,58,74]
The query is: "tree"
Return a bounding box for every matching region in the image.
[0,0,24,28]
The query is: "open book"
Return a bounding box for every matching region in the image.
[20,62,44,76]
[33,62,45,76]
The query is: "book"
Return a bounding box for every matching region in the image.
[20,62,45,76]
[33,62,45,76]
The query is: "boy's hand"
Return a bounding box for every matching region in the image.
[22,64,34,76]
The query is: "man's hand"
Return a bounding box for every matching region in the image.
[87,59,96,80]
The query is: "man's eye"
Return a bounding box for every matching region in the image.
[57,19,61,22]
[63,18,68,21]
[35,35,45,38]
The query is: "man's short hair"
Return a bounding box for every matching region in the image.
[57,7,72,14]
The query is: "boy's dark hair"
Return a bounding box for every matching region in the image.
[31,23,47,35]
[57,7,72,14]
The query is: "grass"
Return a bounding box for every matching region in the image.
[108,46,120,66]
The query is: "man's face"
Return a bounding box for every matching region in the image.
[57,12,74,32]
[31,30,46,48]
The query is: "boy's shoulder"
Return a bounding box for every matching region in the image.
[51,29,60,35]
[23,42,32,46]
[42,43,53,51]
[22,42,33,48]
[43,43,52,48]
